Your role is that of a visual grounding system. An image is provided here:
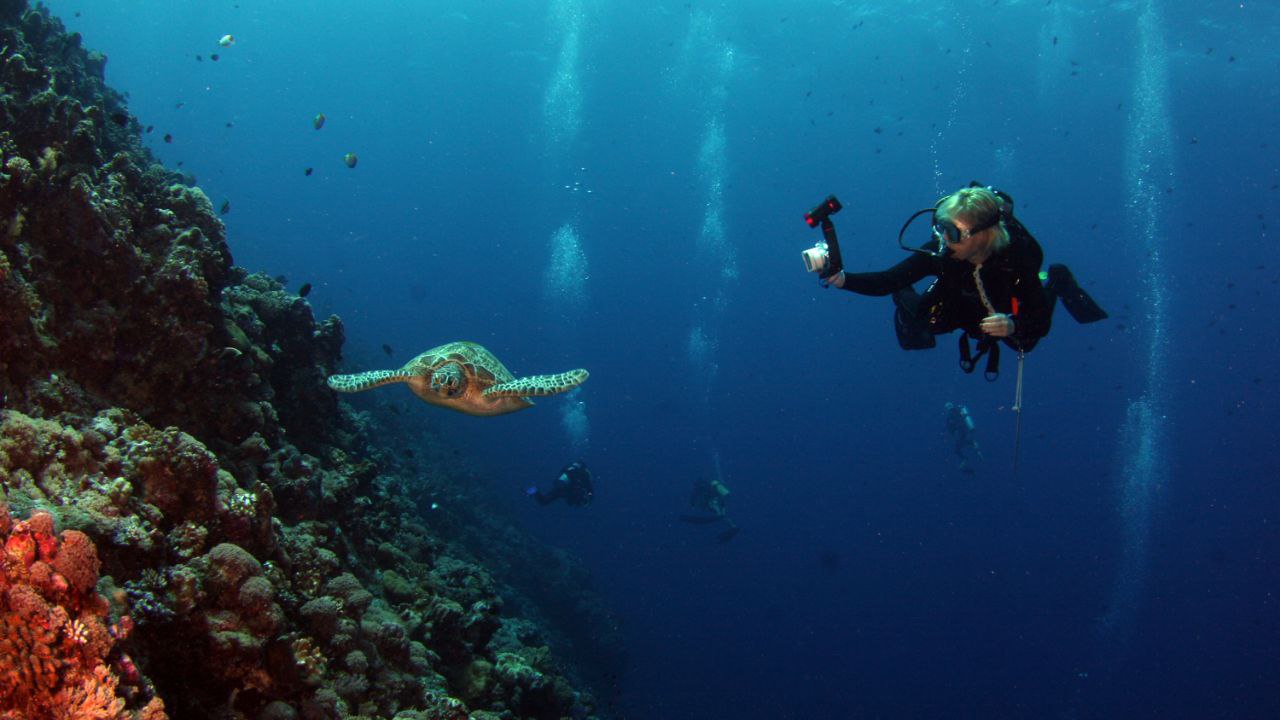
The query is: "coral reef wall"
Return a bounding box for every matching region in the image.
[0,3,622,719]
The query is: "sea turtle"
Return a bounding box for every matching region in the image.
[326,341,588,417]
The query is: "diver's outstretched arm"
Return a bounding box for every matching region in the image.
[836,252,935,296]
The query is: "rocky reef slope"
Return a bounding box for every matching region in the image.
[0,3,622,718]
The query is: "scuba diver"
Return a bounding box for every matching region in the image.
[802,184,1108,378]
[527,460,594,507]
[679,476,739,543]
[944,402,983,475]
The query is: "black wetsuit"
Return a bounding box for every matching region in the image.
[680,480,739,542]
[533,461,593,507]
[839,220,1052,354]
[688,482,726,518]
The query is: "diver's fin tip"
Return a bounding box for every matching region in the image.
[1048,264,1109,324]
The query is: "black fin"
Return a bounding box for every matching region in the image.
[1047,264,1109,324]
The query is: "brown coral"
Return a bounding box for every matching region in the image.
[51,529,100,594]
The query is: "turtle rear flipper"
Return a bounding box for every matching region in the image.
[485,369,589,399]
[328,369,414,393]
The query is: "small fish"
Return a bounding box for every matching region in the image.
[225,121,234,128]
[313,113,326,130]
[219,34,235,47]
[1052,36,1058,45]
[175,101,184,109]
[109,111,128,126]
[344,152,358,168]
[304,167,314,176]
[196,54,203,62]
[210,53,220,61]
[275,275,288,284]
[382,344,394,356]
[145,125,154,133]
[163,133,173,143]
[298,282,312,297]
[219,200,230,215]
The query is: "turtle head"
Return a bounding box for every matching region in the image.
[430,364,466,398]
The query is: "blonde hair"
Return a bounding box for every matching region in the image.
[936,187,1009,252]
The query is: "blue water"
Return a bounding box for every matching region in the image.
[46,1,1279,717]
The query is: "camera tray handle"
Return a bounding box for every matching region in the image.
[804,195,844,282]
[819,217,843,278]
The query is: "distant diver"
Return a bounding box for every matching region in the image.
[944,402,983,475]
[326,341,588,417]
[528,461,594,507]
[680,475,739,543]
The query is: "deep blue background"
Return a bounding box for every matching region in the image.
[45,1,1278,717]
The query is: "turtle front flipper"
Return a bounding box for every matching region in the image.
[485,369,589,399]
[327,369,415,393]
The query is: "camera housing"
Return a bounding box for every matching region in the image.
[802,194,844,279]
[802,244,829,273]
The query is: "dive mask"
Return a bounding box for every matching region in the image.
[898,209,1001,256]
[932,215,999,246]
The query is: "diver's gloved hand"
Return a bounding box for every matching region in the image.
[980,313,1015,337]
[823,270,846,288]
[817,250,843,281]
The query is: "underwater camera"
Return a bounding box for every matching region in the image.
[802,195,844,277]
